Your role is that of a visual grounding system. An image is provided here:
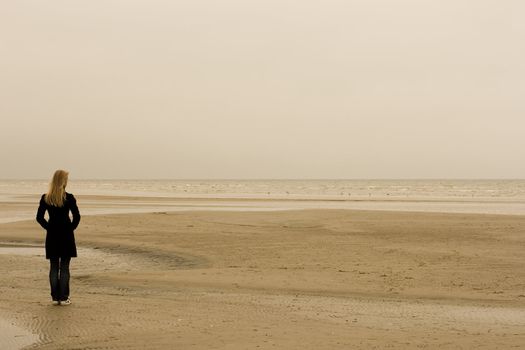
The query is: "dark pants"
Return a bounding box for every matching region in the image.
[49,257,71,301]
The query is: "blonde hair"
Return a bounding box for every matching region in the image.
[45,170,69,207]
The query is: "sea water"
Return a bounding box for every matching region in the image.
[2,179,525,200]
[1,179,525,221]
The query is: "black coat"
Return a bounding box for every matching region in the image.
[36,192,81,259]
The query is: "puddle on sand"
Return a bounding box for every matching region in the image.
[0,243,146,271]
[0,243,44,256]
[0,242,204,270]
[0,318,39,350]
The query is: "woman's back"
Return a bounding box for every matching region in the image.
[37,192,81,232]
[37,190,80,259]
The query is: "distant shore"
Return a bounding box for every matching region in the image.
[3,192,525,227]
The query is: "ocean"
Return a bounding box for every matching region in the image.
[2,179,525,200]
[1,179,525,222]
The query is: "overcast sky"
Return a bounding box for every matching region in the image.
[1,0,524,179]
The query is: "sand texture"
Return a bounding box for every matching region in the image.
[0,209,524,349]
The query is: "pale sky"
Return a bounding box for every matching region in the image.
[1,0,524,179]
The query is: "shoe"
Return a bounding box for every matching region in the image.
[61,298,71,306]
[52,300,60,306]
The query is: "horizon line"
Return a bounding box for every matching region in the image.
[1,178,525,181]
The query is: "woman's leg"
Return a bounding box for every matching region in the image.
[58,257,71,301]
[49,258,60,301]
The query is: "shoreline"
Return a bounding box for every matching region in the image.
[3,194,525,226]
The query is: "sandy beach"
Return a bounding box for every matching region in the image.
[4,0,525,346]
[0,203,524,349]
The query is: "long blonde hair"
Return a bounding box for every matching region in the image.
[45,170,69,207]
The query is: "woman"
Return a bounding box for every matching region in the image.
[36,170,81,306]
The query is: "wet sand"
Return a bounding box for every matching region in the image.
[3,193,525,225]
[0,209,524,349]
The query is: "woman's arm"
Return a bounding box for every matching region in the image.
[70,194,81,230]
[36,195,48,230]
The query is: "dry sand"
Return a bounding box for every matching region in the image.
[0,208,524,349]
